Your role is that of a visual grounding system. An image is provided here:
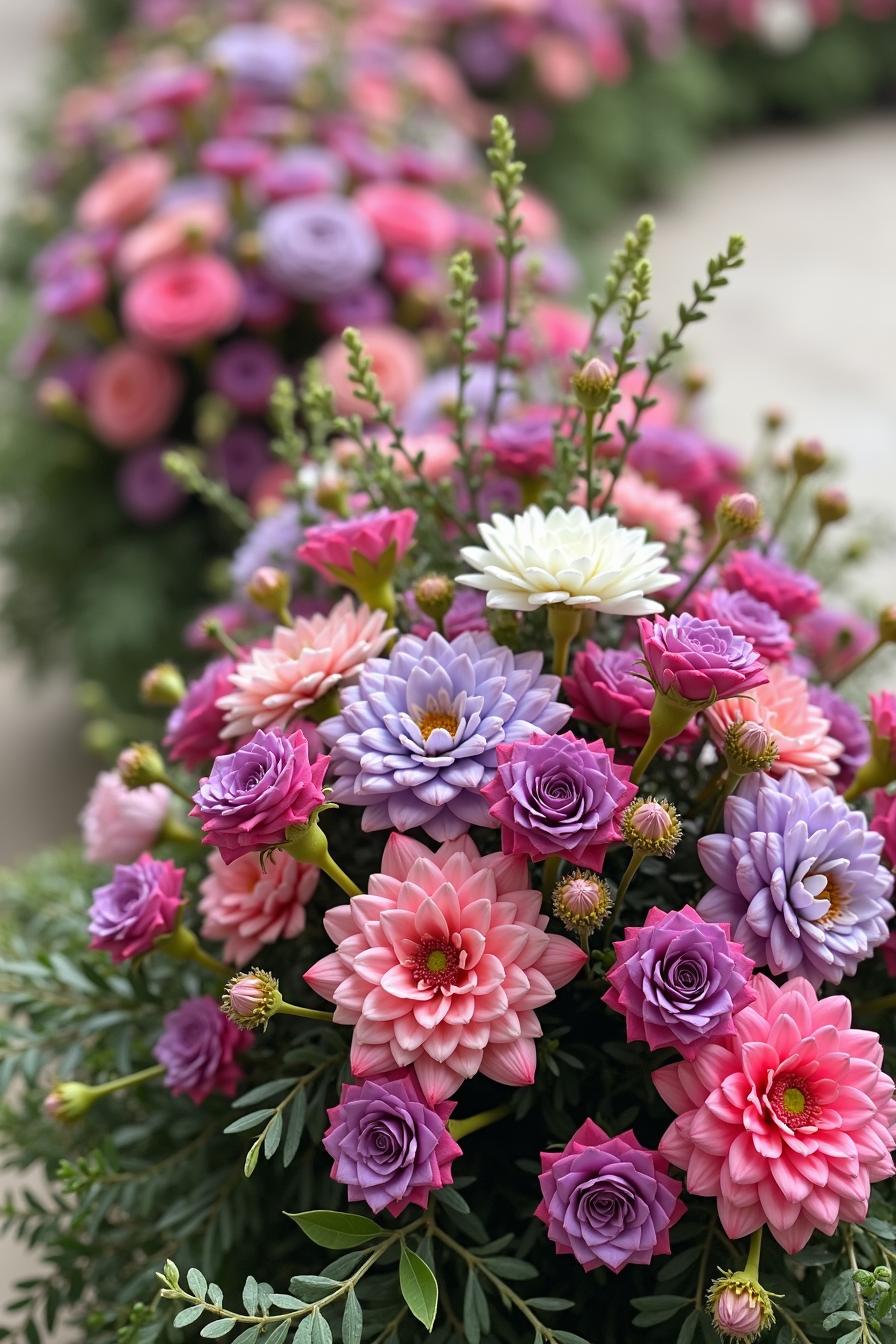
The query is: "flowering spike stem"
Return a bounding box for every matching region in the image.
[830,636,884,689]
[158,922,231,979]
[547,606,583,678]
[667,536,727,614]
[603,851,644,945]
[707,772,739,832]
[203,619,245,660]
[448,1102,512,1143]
[764,475,802,551]
[285,814,362,897]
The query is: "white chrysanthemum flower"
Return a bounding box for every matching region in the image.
[456,505,678,614]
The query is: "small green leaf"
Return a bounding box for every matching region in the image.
[283,1089,307,1168]
[232,1078,297,1108]
[342,1289,363,1344]
[223,1109,275,1135]
[244,1136,262,1179]
[310,1314,332,1344]
[463,1271,482,1344]
[264,1109,284,1159]
[821,1271,855,1313]
[524,1299,574,1312]
[231,1330,260,1344]
[479,1257,537,1281]
[285,1210,384,1250]
[399,1246,438,1331]
[200,1321,236,1338]
[173,1305,205,1328]
[187,1269,209,1300]
[241,1277,259,1316]
[552,1332,593,1344]
[263,1323,290,1344]
[677,1310,701,1344]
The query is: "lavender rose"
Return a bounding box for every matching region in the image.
[191,727,328,864]
[259,196,381,301]
[693,587,794,663]
[536,1119,684,1273]
[603,905,755,1058]
[323,1073,462,1216]
[638,613,768,706]
[153,996,251,1103]
[482,731,637,871]
[89,854,184,962]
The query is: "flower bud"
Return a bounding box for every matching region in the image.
[813,486,848,525]
[552,870,612,935]
[83,719,120,756]
[414,574,455,624]
[247,566,291,617]
[791,437,826,478]
[44,1081,96,1124]
[621,797,682,858]
[763,407,785,432]
[571,357,613,413]
[140,662,186,708]
[37,377,78,419]
[716,492,762,542]
[682,367,708,397]
[724,720,779,776]
[222,968,282,1030]
[707,1272,776,1343]
[118,742,167,790]
[235,230,263,265]
[315,476,349,516]
[878,604,896,644]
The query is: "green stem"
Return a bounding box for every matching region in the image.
[744,1227,763,1282]
[548,605,583,678]
[764,474,802,551]
[603,851,644,945]
[667,535,727,614]
[831,636,884,689]
[160,773,195,807]
[92,1064,164,1100]
[542,854,561,898]
[158,815,202,847]
[319,850,362,898]
[276,1000,334,1023]
[583,408,596,517]
[430,1226,566,1344]
[706,770,739,832]
[285,814,363,897]
[798,519,825,567]
[448,1102,512,1142]
[844,1227,873,1344]
[631,693,696,784]
[158,924,231,979]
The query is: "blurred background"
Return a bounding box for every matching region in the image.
[0,0,894,1330]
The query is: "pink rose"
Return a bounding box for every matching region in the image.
[80,770,169,864]
[76,151,172,230]
[116,198,230,279]
[86,343,183,448]
[354,182,458,255]
[123,253,243,350]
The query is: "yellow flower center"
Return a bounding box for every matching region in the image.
[417,710,459,741]
[426,949,448,973]
[818,873,848,925]
[782,1087,806,1116]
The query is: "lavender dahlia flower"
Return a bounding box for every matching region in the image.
[259,196,381,302]
[638,613,768,706]
[319,630,569,840]
[482,731,636,872]
[693,587,794,663]
[603,906,755,1059]
[89,854,184,963]
[698,770,894,987]
[323,1072,461,1216]
[809,684,871,792]
[153,996,251,1104]
[536,1119,684,1273]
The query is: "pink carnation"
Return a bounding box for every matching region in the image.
[706,662,842,786]
[871,790,896,869]
[123,253,243,350]
[76,150,171,230]
[354,182,458,254]
[304,833,586,1102]
[720,550,820,622]
[219,596,394,738]
[164,657,234,768]
[297,508,416,583]
[86,343,183,449]
[80,770,169,865]
[199,848,318,965]
[871,691,896,761]
[318,325,424,417]
[656,974,896,1252]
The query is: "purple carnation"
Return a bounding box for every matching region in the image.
[259,196,381,302]
[256,146,346,202]
[698,770,894,987]
[230,501,304,595]
[565,644,657,748]
[117,446,187,526]
[205,24,307,97]
[536,1120,684,1273]
[209,423,272,498]
[319,630,569,840]
[153,996,251,1104]
[191,727,328,864]
[210,340,285,415]
[164,657,234,769]
[482,731,637,872]
[323,1072,462,1216]
[638,613,768,705]
[603,906,755,1058]
[693,587,794,663]
[89,854,184,963]
[809,684,871,793]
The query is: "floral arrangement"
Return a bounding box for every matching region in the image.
[3,124,896,1344]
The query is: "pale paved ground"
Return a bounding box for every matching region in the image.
[0,0,894,1330]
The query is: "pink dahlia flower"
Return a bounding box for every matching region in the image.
[219,597,394,738]
[123,253,243,351]
[656,974,896,1252]
[199,848,319,965]
[297,508,417,584]
[706,663,842,786]
[304,833,587,1102]
[80,770,169,864]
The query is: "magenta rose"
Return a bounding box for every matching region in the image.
[88,853,184,962]
[638,613,768,706]
[482,730,637,871]
[153,996,251,1103]
[297,507,417,583]
[164,657,235,769]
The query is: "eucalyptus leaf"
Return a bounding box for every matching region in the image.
[399,1246,439,1331]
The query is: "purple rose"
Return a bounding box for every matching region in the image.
[257,146,346,202]
[191,727,328,864]
[210,340,285,415]
[259,196,381,302]
[809,684,871,792]
[536,1120,684,1273]
[153,996,251,1104]
[204,24,307,97]
[482,731,637,872]
[164,657,234,769]
[693,587,794,663]
[603,905,755,1057]
[485,407,555,478]
[638,613,768,706]
[323,1072,462,1216]
[89,854,184,963]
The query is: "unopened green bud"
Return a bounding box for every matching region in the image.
[813,487,848,525]
[44,1081,96,1124]
[414,574,455,624]
[246,566,291,617]
[140,662,186,708]
[878,604,896,644]
[118,742,167,789]
[791,438,826,478]
[716,492,762,542]
[571,357,614,413]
